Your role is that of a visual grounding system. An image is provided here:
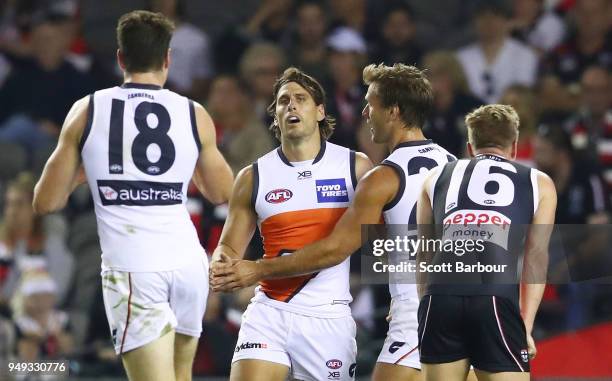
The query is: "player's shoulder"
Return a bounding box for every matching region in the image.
[353,164,400,205]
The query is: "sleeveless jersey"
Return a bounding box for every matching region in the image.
[252,141,356,317]
[381,140,456,300]
[80,83,204,272]
[427,154,541,305]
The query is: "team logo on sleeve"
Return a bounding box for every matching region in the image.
[265,189,293,203]
[315,179,349,203]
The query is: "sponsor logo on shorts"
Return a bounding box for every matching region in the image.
[521,349,529,363]
[326,359,343,369]
[265,189,293,203]
[97,180,183,206]
[316,178,349,203]
[349,363,356,377]
[234,342,268,352]
[328,371,341,380]
[389,341,405,354]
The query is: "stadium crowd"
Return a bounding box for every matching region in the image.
[0,0,610,377]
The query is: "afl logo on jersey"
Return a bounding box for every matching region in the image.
[109,164,123,174]
[147,166,161,174]
[265,189,293,203]
[326,359,342,369]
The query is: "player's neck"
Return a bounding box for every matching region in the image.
[473,148,511,159]
[281,133,322,162]
[123,72,166,88]
[389,127,427,152]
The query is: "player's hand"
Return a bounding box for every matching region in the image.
[210,257,262,292]
[209,253,236,282]
[526,333,537,360]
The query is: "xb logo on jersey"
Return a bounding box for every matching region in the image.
[265,189,293,203]
[297,170,312,180]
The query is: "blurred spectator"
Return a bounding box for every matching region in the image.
[325,27,367,150]
[150,0,213,100]
[534,125,609,224]
[542,0,611,85]
[286,0,330,85]
[405,0,475,49]
[539,0,611,115]
[457,0,538,103]
[207,75,276,174]
[510,0,566,53]
[369,3,422,67]
[422,50,483,157]
[564,66,612,192]
[0,173,73,309]
[534,125,610,330]
[327,0,383,43]
[500,85,540,165]
[0,10,94,169]
[243,0,293,44]
[239,42,286,127]
[13,271,73,361]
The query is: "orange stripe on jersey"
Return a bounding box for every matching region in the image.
[259,207,347,302]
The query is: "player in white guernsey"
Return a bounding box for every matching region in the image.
[32,11,233,381]
[210,68,372,381]
[212,63,457,381]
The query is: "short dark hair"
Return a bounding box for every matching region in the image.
[267,67,335,140]
[116,10,175,73]
[363,63,433,129]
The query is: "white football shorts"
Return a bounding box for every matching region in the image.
[376,296,421,369]
[102,254,208,354]
[232,302,357,381]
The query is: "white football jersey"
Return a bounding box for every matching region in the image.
[381,140,455,300]
[252,141,356,318]
[81,83,204,272]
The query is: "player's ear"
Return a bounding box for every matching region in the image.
[117,49,126,71]
[510,138,518,160]
[316,104,325,122]
[390,104,400,121]
[466,142,475,158]
[164,48,171,69]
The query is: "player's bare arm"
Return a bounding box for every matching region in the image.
[191,101,233,204]
[211,158,408,293]
[415,169,438,299]
[33,96,89,214]
[521,172,557,359]
[209,165,258,279]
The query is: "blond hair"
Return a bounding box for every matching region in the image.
[466,104,519,149]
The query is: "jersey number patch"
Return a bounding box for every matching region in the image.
[108,100,176,176]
